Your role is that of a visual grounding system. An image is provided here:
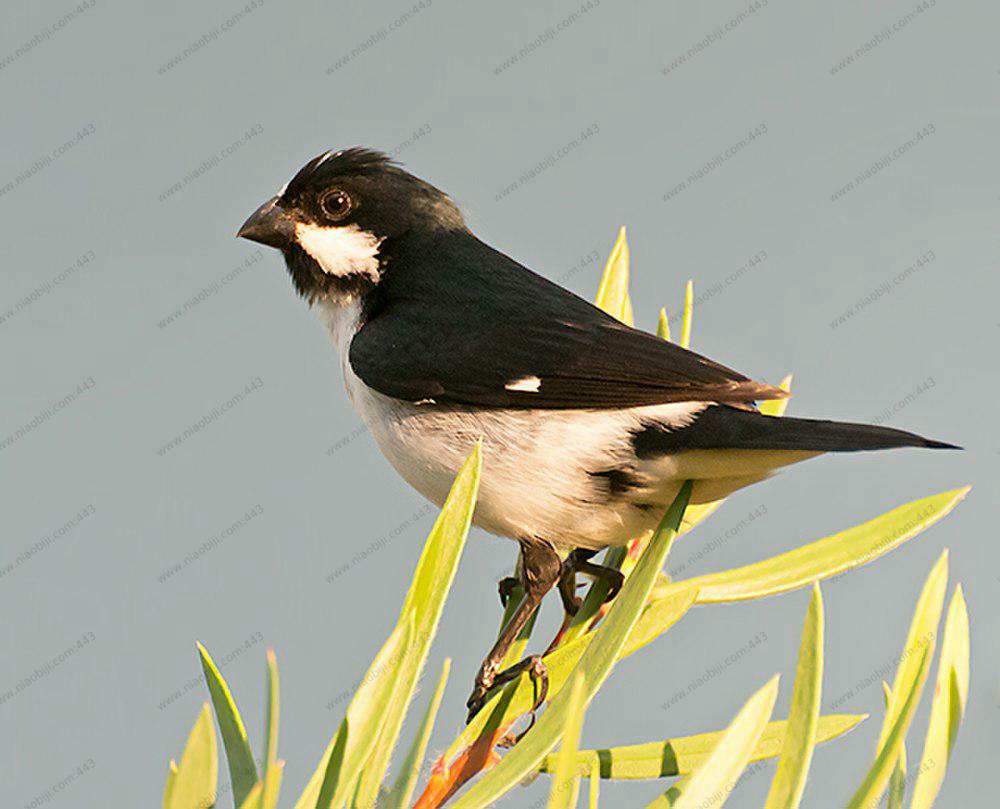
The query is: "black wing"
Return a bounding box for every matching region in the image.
[349,232,787,409]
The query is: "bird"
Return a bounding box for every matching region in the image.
[237,146,957,721]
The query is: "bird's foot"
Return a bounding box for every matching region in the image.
[466,654,549,726]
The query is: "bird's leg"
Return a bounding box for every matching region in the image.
[545,549,625,655]
[467,539,561,723]
[565,548,625,605]
[557,558,583,616]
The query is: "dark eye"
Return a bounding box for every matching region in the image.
[320,189,352,221]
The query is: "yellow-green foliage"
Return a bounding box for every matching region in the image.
[164,231,969,809]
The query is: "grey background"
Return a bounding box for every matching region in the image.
[1,0,996,806]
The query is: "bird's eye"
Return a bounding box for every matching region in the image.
[320,189,352,221]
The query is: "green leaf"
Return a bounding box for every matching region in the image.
[264,762,284,809]
[163,760,178,809]
[882,684,907,809]
[764,583,824,809]
[889,749,906,809]
[351,443,482,807]
[546,673,588,809]
[679,489,968,603]
[169,703,218,809]
[595,226,630,323]
[759,374,793,418]
[648,676,780,809]
[239,782,262,809]
[845,554,945,809]
[383,658,451,809]
[298,615,414,809]
[844,648,931,809]
[680,280,693,348]
[540,713,866,779]
[588,757,600,809]
[444,580,698,766]
[910,584,970,809]
[239,763,283,809]
[878,550,948,753]
[197,642,259,808]
[646,782,685,808]
[657,308,671,341]
[450,482,693,808]
[262,649,280,808]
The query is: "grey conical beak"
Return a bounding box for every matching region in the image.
[237,197,295,249]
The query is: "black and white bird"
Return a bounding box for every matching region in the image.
[238,147,956,719]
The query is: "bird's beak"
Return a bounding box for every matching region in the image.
[237,197,295,249]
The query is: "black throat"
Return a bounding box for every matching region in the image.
[282,243,381,305]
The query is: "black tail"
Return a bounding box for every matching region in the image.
[632,405,961,458]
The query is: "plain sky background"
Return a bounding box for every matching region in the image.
[1,0,997,806]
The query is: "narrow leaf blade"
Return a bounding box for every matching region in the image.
[910,584,970,809]
[540,714,866,779]
[759,374,793,418]
[352,444,481,806]
[657,308,671,341]
[297,616,413,809]
[262,649,280,807]
[198,642,259,807]
[764,583,824,809]
[682,489,967,603]
[652,676,779,809]
[844,649,931,809]
[169,703,218,809]
[595,227,629,322]
[384,658,451,809]
[588,758,600,809]
[546,673,588,809]
[878,550,948,752]
[680,281,693,348]
[450,483,693,808]
[882,684,907,809]
[163,760,178,809]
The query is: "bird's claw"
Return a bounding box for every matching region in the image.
[466,654,549,730]
[466,667,496,724]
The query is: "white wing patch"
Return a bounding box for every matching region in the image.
[504,375,542,392]
[295,223,383,280]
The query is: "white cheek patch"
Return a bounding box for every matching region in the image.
[295,223,383,281]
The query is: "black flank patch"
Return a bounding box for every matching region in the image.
[589,467,643,497]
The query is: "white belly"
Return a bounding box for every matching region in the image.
[316,300,816,549]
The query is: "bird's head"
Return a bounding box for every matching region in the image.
[238,147,463,303]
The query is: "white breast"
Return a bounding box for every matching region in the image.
[313,300,818,549]
[316,299,683,547]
